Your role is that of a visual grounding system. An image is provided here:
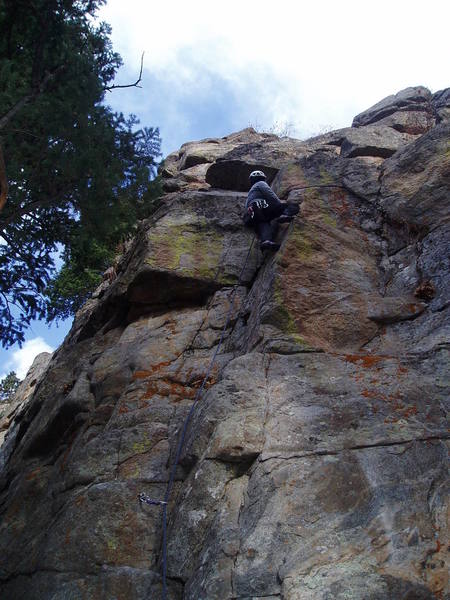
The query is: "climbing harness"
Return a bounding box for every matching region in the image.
[139,235,256,600]
[253,198,269,210]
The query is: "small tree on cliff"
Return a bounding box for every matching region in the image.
[0,0,162,347]
[0,371,20,402]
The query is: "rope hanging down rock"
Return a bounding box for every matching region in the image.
[140,184,346,598]
[140,234,256,600]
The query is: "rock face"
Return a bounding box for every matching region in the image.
[0,87,448,600]
[0,352,52,452]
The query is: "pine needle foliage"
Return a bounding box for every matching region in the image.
[0,0,162,347]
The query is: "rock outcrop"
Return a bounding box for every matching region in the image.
[0,352,52,452]
[0,87,448,600]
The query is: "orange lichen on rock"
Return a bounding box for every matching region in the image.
[75,495,86,507]
[144,379,196,401]
[414,280,436,301]
[362,389,380,399]
[402,405,418,418]
[132,370,153,379]
[132,360,172,380]
[345,354,385,368]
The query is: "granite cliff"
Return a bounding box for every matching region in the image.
[0,86,449,599]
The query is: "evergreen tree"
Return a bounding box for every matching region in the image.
[0,371,21,402]
[0,0,162,347]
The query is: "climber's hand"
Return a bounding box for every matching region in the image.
[242,205,255,227]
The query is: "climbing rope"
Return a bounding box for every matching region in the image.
[140,184,343,597]
[140,234,256,600]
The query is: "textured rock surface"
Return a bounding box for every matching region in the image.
[0,352,52,451]
[352,86,433,128]
[0,86,448,600]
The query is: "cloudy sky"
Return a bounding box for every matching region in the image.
[100,0,450,155]
[1,0,448,380]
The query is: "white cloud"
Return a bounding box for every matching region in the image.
[1,337,54,381]
[99,0,450,150]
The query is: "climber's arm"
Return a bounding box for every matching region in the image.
[260,181,283,205]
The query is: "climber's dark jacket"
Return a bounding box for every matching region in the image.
[245,180,282,210]
[244,180,298,243]
[242,181,287,242]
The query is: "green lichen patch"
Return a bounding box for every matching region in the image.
[270,280,315,350]
[273,287,297,334]
[303,188,321,203]
[322,211,338,227]
[274,162,308,197]
[287,227,314,262]
[319,166,335,185]
[146,222,226,281]
[107,538,118,552]
[303,186,339,228]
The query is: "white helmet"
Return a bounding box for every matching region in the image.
[249,170,266,180]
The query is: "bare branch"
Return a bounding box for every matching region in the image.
[1,128,41,139]
[104,52,144,92]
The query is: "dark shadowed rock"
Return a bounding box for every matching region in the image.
[205,137,307,191]
[432,87,450,122]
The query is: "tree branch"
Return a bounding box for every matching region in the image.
[104,52,144,92]
[0,290,13,329]
[0,65,66,132]
[0,143,7,213]
[1,128,41,139]
[0,230,32,264]
[0,190,69,227]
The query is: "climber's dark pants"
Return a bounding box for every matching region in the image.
[251,198,297,242]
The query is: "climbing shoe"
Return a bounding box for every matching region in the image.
[260,240,280,252]
[276,215,294,224]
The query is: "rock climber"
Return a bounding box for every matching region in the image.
[243,170,299,251]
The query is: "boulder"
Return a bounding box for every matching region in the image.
[161,163,211,193]
[367,295,426,324]
[352,86,432,127]
[161,128,271,192]
[371,109,434,134]
[380,121,450,229]
[340,124,416,158]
